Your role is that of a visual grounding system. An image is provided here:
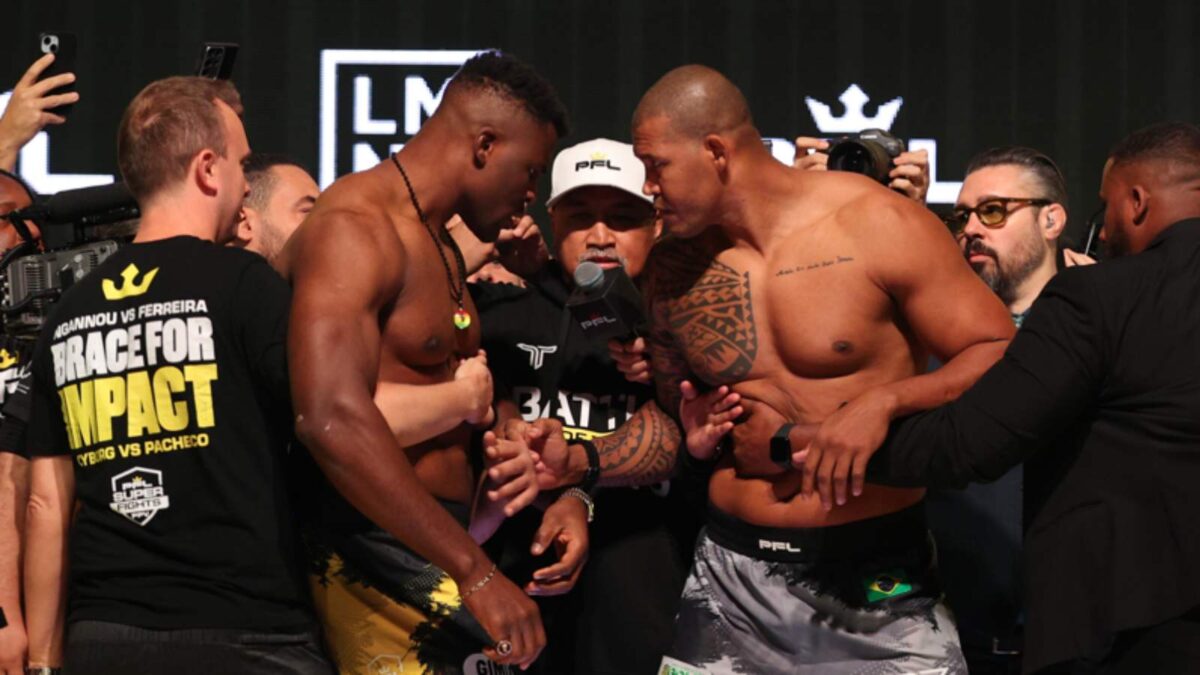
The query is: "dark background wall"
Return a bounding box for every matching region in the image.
[6,0,1199,242]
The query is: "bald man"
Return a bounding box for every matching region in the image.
[632,66,1013,674]
[280,51,571,673]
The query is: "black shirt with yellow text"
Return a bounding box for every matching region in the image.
[27,236,311,631]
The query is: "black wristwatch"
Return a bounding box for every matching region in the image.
[770,423,796,469]
[577,438,601,492]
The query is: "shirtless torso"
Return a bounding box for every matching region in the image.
[282,161,480,501]
[644,170,1011,529]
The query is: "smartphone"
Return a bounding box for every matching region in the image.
[37,31,77,117]
[195,42,239,80]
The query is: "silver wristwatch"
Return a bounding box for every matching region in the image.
[561,486,595,523]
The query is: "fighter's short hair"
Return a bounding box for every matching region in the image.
[448,50,569,138]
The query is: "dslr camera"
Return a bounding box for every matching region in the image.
[825,128,906,185]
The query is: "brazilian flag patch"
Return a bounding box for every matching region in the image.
[863,569,914,603]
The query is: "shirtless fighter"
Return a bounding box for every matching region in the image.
[281,51,569,673]
[632,66,1014,674]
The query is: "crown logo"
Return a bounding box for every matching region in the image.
[0,350,16,370]
[590,151,608,161]
[103,264,159,301]
[805,84,903,134]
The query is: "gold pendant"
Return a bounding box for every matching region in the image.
[453,307,471,330]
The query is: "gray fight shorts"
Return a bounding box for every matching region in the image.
[661,503,966,675]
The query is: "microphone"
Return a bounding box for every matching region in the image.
[10,182,139,226]
[566,261,648,341]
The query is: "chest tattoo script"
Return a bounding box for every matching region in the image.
[659,256,759,381]
[775,255,855,276]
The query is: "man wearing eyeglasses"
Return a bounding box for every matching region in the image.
[934,147,1075,675]
[950,147,1086,327]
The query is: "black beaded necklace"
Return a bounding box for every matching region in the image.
[390,154,472,331]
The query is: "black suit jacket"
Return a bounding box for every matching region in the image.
[871,218,1200,673]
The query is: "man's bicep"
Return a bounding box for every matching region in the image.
[876,207,1013,360]
[288,219,403,404]
[875,273,1103,485]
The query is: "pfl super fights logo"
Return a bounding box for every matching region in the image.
[318,49,480,188]
[109,466,171,526]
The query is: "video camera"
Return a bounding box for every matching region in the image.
[825,128,906,185]
[1,182,137,335]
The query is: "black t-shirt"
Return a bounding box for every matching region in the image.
[472,264,702,675]
[0,334,34,458]
[26,236,311,630]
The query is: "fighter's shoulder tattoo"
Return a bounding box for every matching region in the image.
[650,244,758,383]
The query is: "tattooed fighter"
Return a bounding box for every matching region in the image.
[633,66,1014,674]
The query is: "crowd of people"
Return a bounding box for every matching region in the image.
[0,47,1198,675]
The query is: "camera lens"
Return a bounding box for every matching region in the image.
[827,139,893,184]
[830,145,873,175]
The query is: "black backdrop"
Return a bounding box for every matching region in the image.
[6,0,1200,242]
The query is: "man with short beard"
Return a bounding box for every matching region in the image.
[230,154,319,265]
[953,147,1075,327]
[934,147,1074,674]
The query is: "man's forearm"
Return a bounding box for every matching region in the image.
[878,339,1010,420]
[296,394,493,585]
[0,149,17,174]
[0,453,28,638]
[24,458,72,667]
[374,380,469,447]
[560,401,681,488]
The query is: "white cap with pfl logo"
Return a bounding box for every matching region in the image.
[546,138,652,208]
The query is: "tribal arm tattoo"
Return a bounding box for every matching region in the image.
[645,243,759,416]
[591,400,681,488]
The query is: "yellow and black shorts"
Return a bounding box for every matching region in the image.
[308,520,508,675]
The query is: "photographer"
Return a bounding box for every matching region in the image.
[794,134,931,202]
[22,76,332,674]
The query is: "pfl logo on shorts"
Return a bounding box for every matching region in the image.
[758,539,803,554]
[318,49,481,188]
[109,467,170,526]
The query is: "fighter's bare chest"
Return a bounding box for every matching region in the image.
[659,245,888,384]
[380,233,480,369]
